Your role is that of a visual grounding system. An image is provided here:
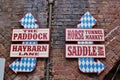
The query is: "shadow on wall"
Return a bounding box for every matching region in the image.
[104,60,120,80]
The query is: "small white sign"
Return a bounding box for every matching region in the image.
[66,44,105,58]
[0,58,5,80]
[12,29,50,41]
[10,44,49,58]
[66,29,104,41]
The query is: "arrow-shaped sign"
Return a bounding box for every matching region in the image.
[78,58,105,74]
[77,12,106,74]
[20,12,38,28]
[9,58,36,73]
[9,12,38,73]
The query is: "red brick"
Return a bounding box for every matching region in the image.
[1,0,120,80]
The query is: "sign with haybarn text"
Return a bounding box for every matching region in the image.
[9,12,50,73]
[65,29,105,58]
[10,44,49,57]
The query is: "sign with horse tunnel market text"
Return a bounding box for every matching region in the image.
[65,12,106,74]
[66,29,104,41]
[65,28,105,58]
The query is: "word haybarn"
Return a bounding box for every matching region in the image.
[12,45,47,52]
[10,44,49,57]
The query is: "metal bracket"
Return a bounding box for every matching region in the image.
[48,0,54,4]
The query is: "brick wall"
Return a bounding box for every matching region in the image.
[51,0,120,80]
[0,0,48,80]
[0,0,120,80]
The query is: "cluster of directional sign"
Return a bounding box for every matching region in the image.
[9,12,50,73]
[65,12,106,74]
[9,12,105,74]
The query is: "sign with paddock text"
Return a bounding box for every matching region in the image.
[9,12,50,73]
[12,29,50,41]
[66,29,104,41]
[65,44,105,58]
[10,44,49,57]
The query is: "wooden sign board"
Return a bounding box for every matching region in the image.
[65,44,105,58]
[12,29,50,41]
[66,29,104,41]
[10,44,49,58]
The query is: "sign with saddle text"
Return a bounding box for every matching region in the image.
[65,15,105,59]
[65,29,105,58]
[65,12,106,74]
[66,44,105,58]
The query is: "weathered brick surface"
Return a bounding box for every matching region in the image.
[0,0,48,80]
[51,0,120,80]
[1,0,120,80]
